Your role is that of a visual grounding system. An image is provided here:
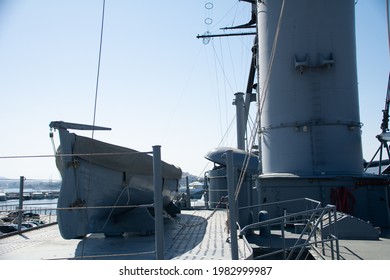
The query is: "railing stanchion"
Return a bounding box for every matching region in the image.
[153,145,164,260]
[17,176,25,233]
[226,150,239,260]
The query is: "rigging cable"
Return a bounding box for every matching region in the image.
[211,38,237,141]
[258,0,285,116]
[210,1,240,31]
[199,1,256,178]
[387,0,390,56]
[197,115,236,178]
[92,0,107,139]
[211,39,225,139]
[219,37,230,133]
[234,112,259,200]
[82,0,107,259]
[235,0,286,201]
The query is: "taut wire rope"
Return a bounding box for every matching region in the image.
[92,0,106,139]
[234,0,286,201]
[82,0,107,259]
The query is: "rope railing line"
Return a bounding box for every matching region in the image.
[0,201,58,207]
[48,250,156,260]
[50,203,154,211]
[0,204,154,213]
[0,178,61,182]
[0,150,153,160]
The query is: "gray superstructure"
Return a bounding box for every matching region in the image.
[258,0,363,176]
[205,0,390,234]
[251,0,390,229]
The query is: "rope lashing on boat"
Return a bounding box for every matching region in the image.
[99,184,131,232]
[49,129,57,155]
[68,160,80,169]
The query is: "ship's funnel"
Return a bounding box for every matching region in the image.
[257,0,363,176]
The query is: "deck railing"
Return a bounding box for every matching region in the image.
[238,198,340,260]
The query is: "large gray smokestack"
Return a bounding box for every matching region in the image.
[257,0,363,176]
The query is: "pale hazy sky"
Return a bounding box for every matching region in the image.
[0,0,388,180]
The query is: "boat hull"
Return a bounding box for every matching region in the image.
[51,122,181,239]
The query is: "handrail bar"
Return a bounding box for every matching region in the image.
[236,221,254,259]
[289,207,329,259]
[254,234,339,260]
[239,204,336,236]
[238,197,322,211]
[239,202,339,260]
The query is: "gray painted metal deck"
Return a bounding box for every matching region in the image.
[0,209,252,260]
[246,228,390,260]
[1,209,390,260]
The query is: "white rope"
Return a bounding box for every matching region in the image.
[235,0,286,201]
[99,185,131,231]
[0,151,152,160]
[258,0,286,115]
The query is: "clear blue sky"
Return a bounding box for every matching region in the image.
[0,0,388,180]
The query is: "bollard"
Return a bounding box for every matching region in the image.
[258,210,271,237]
